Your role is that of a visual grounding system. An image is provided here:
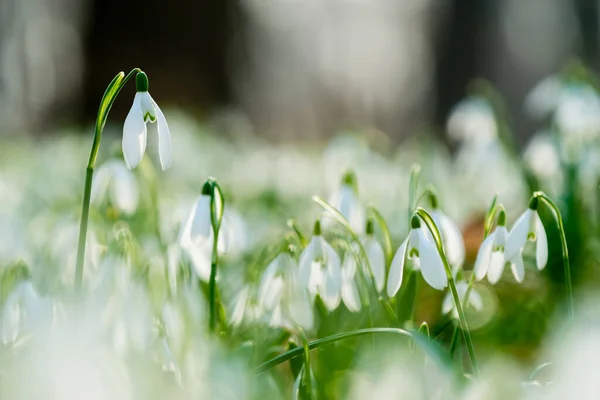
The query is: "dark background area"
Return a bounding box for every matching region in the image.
[1,0,599,142]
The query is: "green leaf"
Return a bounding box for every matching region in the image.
[254,328,452,375]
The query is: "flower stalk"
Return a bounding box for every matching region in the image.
[75,68,141,294]
[415,207,480,375]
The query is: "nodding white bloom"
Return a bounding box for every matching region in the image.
[299,220,342,311]
[122,71,171,170]
[504,197,548,280]
[340,253,361,312]
[2,280,50,344]
[91,160,139,215]
[473,212,515,284]
[447,97,497,144]
[259,251,297,312]
[260,250,314,331]
[429,200,465,270]
[442,281,483,320]
[326,170,365,234]
[387,215,447,297]
[363,220,385,293]
[229,286,261,328]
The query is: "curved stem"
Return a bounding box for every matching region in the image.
[415,208,480,375]
[449,197,501,357]
[537,192,574,318]
[74,68,140,294]
[254,327,451,375]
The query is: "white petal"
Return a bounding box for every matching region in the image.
[183,244,212,281]
[505,209,532,261]
[122,93,147,169]
[442,291,454,315]
[487,251,506,285]
[110,165,139,214]
[320,242,342,311]
[299,239,317,289]
[473,232,494,281]
[229,288,249,327]
[387,238,408,297]
[510,253,525,283]
[190,195,212,243]
[150,97,172,170]
[341,276,361,312]
[91,161,115,205]
[364,237,385,292]
[418,231,448,290]
[534,212,548,270]
[259,256,284,311]
[469,288,484,311]
[433,210,465,268]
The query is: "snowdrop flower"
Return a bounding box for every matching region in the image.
[504,196,548,280]
[447,97,497,144]
[299,220,342,311]
[229,286,262,328]
[258,250,297,313]
[260,249,314,331]
[442,281,483,319]
[122,71,172,170]
[428,194,465,270]
[326,170,365,234]
[91,160,139,215]
[340,253,361,312]
[387,215,448,297]
[473,211,516,284]
[363,220,385,293]
[2,280,51,344]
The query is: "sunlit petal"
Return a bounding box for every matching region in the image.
[341,276,361,312]
[487,251,506,285]
[432,210,465,268]
[505,209,532,261]
[190,195,212,243]
[149,97,172,170]
[364,237,385,292]
[387,238,408,298]
[122,93,147,169]
[535,212,548,270]
[418,231,447,290]
[510,253,525,283]
[473,232,494,281]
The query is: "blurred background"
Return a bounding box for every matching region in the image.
[0,0,597,142]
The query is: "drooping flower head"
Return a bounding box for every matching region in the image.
[122,71,172,170]
[91,160,139,215]
[259,245,313,331]
[504,195,548,281]
[298,220,342,311]
[362,219,385,293]
[326,170,365,235]
[473,210,516,284]
[428,192,465,271]
[387,215,448,297]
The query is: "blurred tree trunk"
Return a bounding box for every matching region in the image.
[81,0,241,124]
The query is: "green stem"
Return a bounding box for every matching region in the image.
[368,206,393,268]
[450,198,502,357]
[209,227,220,332]
[254,327,451,375]
[74,68,140,294]
[416,208,480,375]
[536,192,574,318]
[299,330,313,400]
